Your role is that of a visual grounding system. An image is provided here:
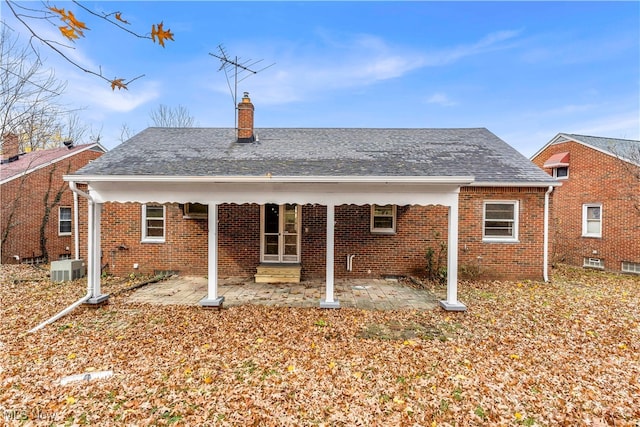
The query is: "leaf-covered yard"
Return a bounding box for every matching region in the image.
[1,265,639,426]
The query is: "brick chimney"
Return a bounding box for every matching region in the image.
[1,133,20,162]
[237,92,255,143]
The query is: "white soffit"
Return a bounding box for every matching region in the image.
[80,179,472,206]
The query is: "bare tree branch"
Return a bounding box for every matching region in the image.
[150,104,197,128]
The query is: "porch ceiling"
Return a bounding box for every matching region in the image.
[65,176,474,206]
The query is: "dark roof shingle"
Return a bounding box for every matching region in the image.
[74,127,556,184]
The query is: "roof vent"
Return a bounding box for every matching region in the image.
[63,140,74,149]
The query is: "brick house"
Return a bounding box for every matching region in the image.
[531,133,640,274]
[0,133,106,265]
[66,94,558,310]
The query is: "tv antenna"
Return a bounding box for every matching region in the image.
[209,44,275,131]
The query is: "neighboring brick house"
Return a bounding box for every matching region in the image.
[0,133,106,265]
[532,133,640,274]
[66,94,558,310]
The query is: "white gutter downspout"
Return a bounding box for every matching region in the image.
[28,181,92,333]
[543,185,554,282]
[73,190,80,260]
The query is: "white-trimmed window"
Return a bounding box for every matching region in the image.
[483,201,519,241]
[553,166,569,179]
[142,205,165,243]
[583,257,604,269]
[622,261,640,274]
[58,206,72,236]
[582,204,602,238]
[371,204,396,234]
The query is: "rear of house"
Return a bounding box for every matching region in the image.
[69,95,557,291]
[532,133,640,274]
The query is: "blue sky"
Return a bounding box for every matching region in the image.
[4,1,639,157]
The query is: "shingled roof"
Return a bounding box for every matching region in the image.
[73,127,556,185]
[1,143,106,184]
[559,133,640,165]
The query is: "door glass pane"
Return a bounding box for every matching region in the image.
[265,204,279,234]
[264,235,278,255]
[283,204,298,233]
[284,234,297,255]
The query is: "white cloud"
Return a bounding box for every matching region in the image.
[224,29,523,106]
[426,93,457,107]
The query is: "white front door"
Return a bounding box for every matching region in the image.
[261,204,300,263]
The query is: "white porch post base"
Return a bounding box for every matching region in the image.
[320,203,340,309]
[200,297,225,307]
[320,299,340,309]
[85,201,109,305]
[200,202,224,308]
[439,300,467,311]
[439,196,466,312]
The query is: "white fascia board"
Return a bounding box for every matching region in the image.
[468,181,561,187]
[64,175,475,185]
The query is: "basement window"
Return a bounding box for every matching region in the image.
[142,205,165,243]
[371,204,396,234]
[58,207,72,236]
[583,257,604,269]
[622,261,640,274]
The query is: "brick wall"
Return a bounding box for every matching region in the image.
[458,187,548,280]
[1,149,103,264]
[98,193,549,281]
[532,141,640,272]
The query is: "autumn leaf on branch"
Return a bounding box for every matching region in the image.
[59,26,79,41]
[115,12,129,25]
[48,6,89,40]
[110,78,128,91]
[151,22,174,47]
[6,0,174,89]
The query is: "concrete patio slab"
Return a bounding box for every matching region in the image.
[126,276,443,310]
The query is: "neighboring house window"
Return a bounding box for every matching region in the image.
[583,257,604,269]
[621,261,640,274]
[553,166,569,179]
[543,152,570,180]
[142,205,165,242]
[582,204,602,238]
[371,204,396,234]
[59,207,72,236]
[483,201,519,241]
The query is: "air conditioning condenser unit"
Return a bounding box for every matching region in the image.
[50,259,86,282]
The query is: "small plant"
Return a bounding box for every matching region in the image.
[314,319,328,327]
[474,405,486,420]
[426,234,447,285]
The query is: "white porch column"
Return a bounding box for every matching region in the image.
[439,193,467,311]
[86,201,108,304]
[200,203,224,307]
[320,203,340,308]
